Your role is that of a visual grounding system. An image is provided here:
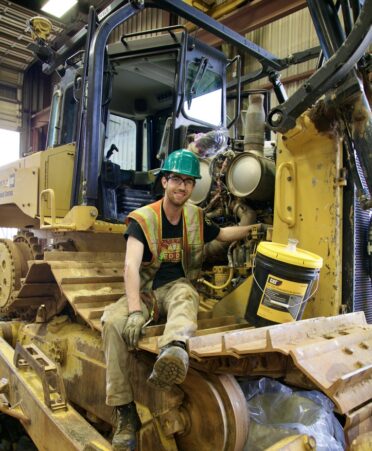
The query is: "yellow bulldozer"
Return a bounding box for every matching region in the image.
[0,0,371,449]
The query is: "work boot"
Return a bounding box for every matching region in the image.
[112,402,141,451]
[147,341,189,390]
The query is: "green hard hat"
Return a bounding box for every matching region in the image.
[162,149,201,179]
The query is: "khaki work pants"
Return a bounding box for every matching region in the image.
[101,277,199,406]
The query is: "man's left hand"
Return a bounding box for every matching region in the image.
[124,311,146,348]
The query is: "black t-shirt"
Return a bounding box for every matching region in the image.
[125,206,220,289]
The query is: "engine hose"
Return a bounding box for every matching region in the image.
[198,242,235,290]
[198,267,234,290]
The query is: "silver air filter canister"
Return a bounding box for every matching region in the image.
[226,152,275,201]
[189,158,212,205]
[226,92,275,201]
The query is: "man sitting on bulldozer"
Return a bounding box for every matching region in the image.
[101,149,253,450]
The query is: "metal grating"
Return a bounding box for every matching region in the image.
[354,196,372,323]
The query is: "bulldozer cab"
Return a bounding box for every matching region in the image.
[0,24,229,228]
[45,28,228,223]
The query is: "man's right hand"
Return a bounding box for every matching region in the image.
[124,311,146,348]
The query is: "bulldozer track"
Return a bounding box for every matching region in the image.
[8,251,125,328]
[5,251,372,444]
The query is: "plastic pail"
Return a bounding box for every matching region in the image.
[246,241,323,327]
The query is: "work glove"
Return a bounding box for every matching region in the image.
[124,311,146,348]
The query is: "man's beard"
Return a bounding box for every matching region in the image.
[166,189,191,206]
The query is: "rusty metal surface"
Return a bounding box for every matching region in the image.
[46,251,125,329]
[0,336,111,450]
[7,251,125,327]
[140,312,372,441]
[173,369,249,451]
[14,342,67,411]
[344,403,372,446]
[4,249,371,443]
[183,313,372,415]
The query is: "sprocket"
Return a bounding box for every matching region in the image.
[0,239,23,310]
[13,230,43,260]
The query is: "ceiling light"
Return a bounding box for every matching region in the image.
[41,0,78,18]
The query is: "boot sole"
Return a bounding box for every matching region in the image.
[148,351,188,390]
[112,437,136,451]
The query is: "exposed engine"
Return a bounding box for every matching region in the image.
[184,94,275,298]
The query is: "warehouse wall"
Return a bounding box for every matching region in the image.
[109,8,170,43]
[243,7,319,108]
[0,68,23,132]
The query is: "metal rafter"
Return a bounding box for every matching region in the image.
[187,0,308,47]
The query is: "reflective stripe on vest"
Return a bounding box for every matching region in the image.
[128,199,204,291]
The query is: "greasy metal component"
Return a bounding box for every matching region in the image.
[267,0,372,133]
[140,315,248,353]
[344,403,372,446]
[212,277,253,319]
[310,73,372,208]
[175,369,249,451]
[3,307,371,448]
[4,261,62,320]
[42,251,125,329]
[349,432,372,451]
[4,233,126,320]
[184,312,372,415]
[14,342,67,412]
[13,230,43,260]
[17,317,112,425]
[137,312,372,446]
[15,318,248,450]
[0,239,23,310]
[0,233,46,313]
[0,336,111,450]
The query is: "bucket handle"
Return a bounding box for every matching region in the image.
[276,162,296,228]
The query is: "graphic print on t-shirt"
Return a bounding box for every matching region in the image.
[159,237,182,263]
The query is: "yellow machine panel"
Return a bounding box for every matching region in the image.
[272,114,343,318]
[0,145,75,228]
[39,144,75,218]
[0,160,39,228]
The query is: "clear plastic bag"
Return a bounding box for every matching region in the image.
[188,127,229,158]
[239,377,345,451]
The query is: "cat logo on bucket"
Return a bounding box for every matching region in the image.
[268,277,282,286]
[258,274,309,323]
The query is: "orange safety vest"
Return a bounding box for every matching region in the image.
[127,199,204,291]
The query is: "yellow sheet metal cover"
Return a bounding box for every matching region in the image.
[257,241,323,269]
